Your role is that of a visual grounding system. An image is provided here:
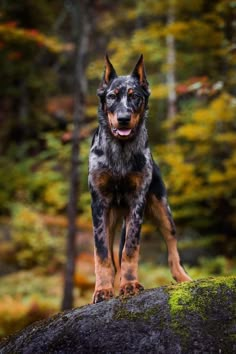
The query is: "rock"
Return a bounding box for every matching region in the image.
[0,276,235,353]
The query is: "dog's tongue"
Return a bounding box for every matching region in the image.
[117,129,131,136]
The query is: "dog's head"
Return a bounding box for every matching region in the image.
[97,55,150,140]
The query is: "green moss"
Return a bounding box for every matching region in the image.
[168,276,236,315]
[167,276,236,347]
[113,306,139,321]
[113,302,161,322]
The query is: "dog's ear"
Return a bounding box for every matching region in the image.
[97,54,117,97]
[103,54,117,84]
[131,54,149,90]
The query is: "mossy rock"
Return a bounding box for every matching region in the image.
[0,276,235,353]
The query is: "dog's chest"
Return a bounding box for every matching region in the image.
[89,129,153,205]
[90,140,148,176]
[91,169,144,206]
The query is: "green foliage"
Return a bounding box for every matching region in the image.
[29,133,70,213]
[11,204,55,268]
[0,270,62,303]
[0,132,69,214]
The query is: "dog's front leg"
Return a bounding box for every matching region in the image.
[91,192,115,303]
[119,200,145,297]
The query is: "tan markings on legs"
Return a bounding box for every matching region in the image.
[108,208,119,273]
[93,209,117,303]
[146,194,192,282]
[120,244,140,287]
[119,217,144,297]
[93,254,115,303]
[120,245,144,296]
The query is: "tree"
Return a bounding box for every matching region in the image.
[61,0,93,310]
[166,0,177,119]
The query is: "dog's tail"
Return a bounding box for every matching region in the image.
[119,220,126,266]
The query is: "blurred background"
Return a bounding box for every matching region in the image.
[0,0,236,338]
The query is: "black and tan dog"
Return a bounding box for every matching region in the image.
[89,55,191,303]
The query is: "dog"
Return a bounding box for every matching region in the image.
[89,54,191,303]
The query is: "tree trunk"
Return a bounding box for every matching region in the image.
[1,277,235,353]
[166,1,177,120]
[61,0,92,311]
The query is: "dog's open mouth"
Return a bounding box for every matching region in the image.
[111,126,132,138]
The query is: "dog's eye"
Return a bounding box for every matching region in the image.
[107,93,116,100]
[129,93,139,100]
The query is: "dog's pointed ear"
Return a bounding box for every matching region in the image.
[103,54,117,84]
[131,54,149,89]
[97,54,117,97]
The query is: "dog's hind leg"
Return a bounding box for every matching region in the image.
[146,193,191,282]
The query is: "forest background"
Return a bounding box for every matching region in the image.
[0,0,236,339]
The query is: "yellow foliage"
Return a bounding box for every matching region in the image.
[14,206,38,226]
[0,296,55,338]
[142,223,156,234]
[210,93,235,122]
[0,296,27,319]
[177,124,209,141]
[135,25,163,41]
[193,109,215,124]
[155,92,236,228]
[86,105,97,118]
[151,84,168,99]
[86,59,104,80]
[184,20,223,48]
[11,204,55,268]
[0,24,66,53]
[208,171,225,184]
[225,169,236,183]
[43,181,67,210]
[164,21,190,39]
[215,133,236,145]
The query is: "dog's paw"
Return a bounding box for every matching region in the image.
[93,288,114,304]
[172,266,192,283]
[175,272,192,283]
[119,282,144,298]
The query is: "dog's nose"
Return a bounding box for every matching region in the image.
[117,112,131,125]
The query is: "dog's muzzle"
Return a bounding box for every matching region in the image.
[114,112,132,137]
[117,112,131,126]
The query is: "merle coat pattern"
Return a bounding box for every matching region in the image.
[89,55,191,303]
